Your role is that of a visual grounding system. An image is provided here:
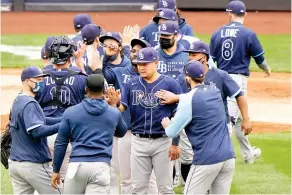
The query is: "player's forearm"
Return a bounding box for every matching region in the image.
[53,143,68,173]
[257,59,270,72]
[75,58,86,74]
[236,95,249,120]
[45,117,62,125]
[114,117,127,138]
[31,123,59,139]
[52,127,70,173]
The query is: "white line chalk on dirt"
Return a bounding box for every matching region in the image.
[0,44,42,60]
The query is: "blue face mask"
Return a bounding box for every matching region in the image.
[30,80,45,93]
[105,52,119,62]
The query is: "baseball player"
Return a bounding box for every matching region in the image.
[103,38,158,194]
[156,21,189,80]
[100,32,131,70]
[35,36,88,181]
[156,40,252,184]
[162,60,235,194]
[41,36,57,69]
[51,75,127,194]
[156,0,194,36]
[140,0,194,47]
[73,23,104,75]
[112,47,181,194]
[9,66,60,194]
[99,31,132,194]
[210,0,271,163]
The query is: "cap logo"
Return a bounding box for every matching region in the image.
[107,32,112,36]
[138,52,144,59]
[190,42,195,50]
[161,23,167,31]
[162,0,168,7]
[160,11,164,16]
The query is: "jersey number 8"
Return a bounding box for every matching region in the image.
[221,39,234,61]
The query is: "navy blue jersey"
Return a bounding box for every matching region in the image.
[102,55,131,76]
[210,22,264,76]
[35,68,87,117]
[166,84,235,165]
[156,43,188,80]
[103,66,139,130]
[121,75,181,135]
[140,20,194,47]
[10,94,51,163]
[204,66,241,122]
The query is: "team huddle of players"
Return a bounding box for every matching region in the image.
[8,0,272,194]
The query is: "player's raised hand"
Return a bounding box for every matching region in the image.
[90,49,102,71]
[155,90,179,104]
[51,172,60,189]
[105,87,120,107]
[122,25,133,45]
[132,24,140,39]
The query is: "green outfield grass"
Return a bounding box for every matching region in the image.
[1,132,291,194]
[1,34,291,73]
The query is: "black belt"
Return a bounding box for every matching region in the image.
[133,133,167,139]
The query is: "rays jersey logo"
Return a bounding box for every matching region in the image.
[162,0,168,7]
[206,81,218,90]
[132,90,161,108]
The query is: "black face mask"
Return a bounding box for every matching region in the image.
[159,37,175,49]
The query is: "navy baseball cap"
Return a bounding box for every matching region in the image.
[130,38,151,48]
[157,0,177,10]
[81,24,101,45]
[21,66,48,82]
[184,61,205,79]
[184,41,210,56]
[99,32,123,45]
[133,47,158,63]
[157,21,179,35]
[73,14,92,29]
[153,9,178,23]
[44,36,57,56]
[86,74,105,92]
[41,47,49,59]
[226,0,246,14]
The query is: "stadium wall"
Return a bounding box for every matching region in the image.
[3,0,291,12]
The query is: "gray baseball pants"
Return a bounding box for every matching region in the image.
[228,74,255,162]
[131,135,174,194]
[183,158,235,195]
[63,162,110,194]
[9,160,60,194]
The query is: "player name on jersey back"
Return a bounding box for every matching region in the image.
[220,28,239,38]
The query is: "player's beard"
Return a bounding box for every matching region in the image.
[185,78,191,89]
[130,55,138,67]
